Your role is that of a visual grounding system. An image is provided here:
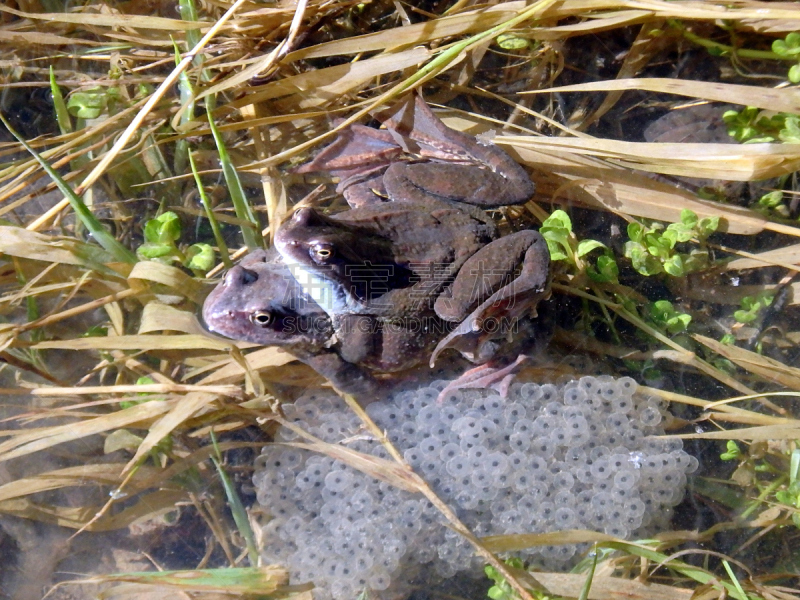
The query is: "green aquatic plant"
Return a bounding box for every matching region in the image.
[772,32,800,83]
[734,291,775,325]
[624,209,718,277]
[723,107,800,144]
[486,558,526,600]
[540,209,619,283]
[137,211,214,274]
[647,300,692,335]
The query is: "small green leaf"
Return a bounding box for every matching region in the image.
[627,222,644,243]
[720,440,741,461]
[661,228,679,247]
[577,239,606,257]
[697,216,719,238]
[540,224,572,263]
[186,243,214,272]
[665,222,694,243]
[780,114,800,143]
[758,191,784,208]
[544,239,568,262]
[734,309,758,324]
[496,33,530,50]
[137,243,178,261]
[542,209,572,232]
[66,88,108,119]
[487,586,507,600]
[666,313,691,334]
[789,63,800,84]
[663,254,686,277]
[650,299,675,322]
[680,209,698,227]
[145,211,182,244]
[627,243,663,276]
[741,296,756,311]
[646,236,671,259]
[587,254,619,283]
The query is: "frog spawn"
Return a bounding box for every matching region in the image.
[252,376,698,600]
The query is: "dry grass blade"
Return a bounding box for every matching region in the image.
[64,565,290,594]
[680,423,800,440]
[0,4,207,29]
[0,227,124,273]
[482,528,621,552]
[284,440,421,493]
[31,334,232,352]
[194,347,296,385]
[138,303,210,336]
[725,243,800,270]
[531,572,694,600]
[516,136,800,181]
[0,30,109,46]
[225,47,432,114]
[30,383,241,397]
[515,147,773,235]
[0,463,138,503]
[527,79,800,114]
[695,335,800,391]
[284,4,518,61]
[0,400,175,463]
[127,256,207,305]
[121,391,218,474]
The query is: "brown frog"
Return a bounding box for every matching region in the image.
[295,94,535,210]
[281,94,551,375]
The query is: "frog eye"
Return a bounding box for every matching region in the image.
[250,311,273,327]
[311,242,335,263]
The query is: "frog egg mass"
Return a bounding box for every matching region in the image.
[252,376,697,599]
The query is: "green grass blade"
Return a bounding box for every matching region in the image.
[578,548,598,600]
[0,113,137,264]
[602,541,752,600]
[206,95,261,250]
[210,430,258,566]
[189,150,231,269]
[49,67,72,135]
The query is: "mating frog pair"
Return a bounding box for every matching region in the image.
[203,94,551,398]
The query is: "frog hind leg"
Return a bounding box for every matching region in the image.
[436,354,528,403]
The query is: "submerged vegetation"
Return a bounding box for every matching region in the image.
[1,0,800,598]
